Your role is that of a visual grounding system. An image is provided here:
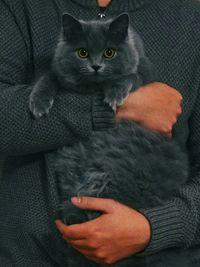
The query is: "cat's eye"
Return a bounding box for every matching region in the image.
[77,48,89,58]
[103,48,116,59]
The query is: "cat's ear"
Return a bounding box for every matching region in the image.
[109,13,130,42]
[62,14,83,42]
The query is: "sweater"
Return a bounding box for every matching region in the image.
[0,0,200,266]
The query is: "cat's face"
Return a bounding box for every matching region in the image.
[54,13,139,85]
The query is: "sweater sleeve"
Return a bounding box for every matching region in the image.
[0,1,115,156]
[138,86,200,255]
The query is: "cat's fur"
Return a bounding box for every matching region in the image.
[29,13,153,115]
[29,14,189,267]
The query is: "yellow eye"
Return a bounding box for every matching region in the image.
[77,48,89,58]
[104,48,116,59]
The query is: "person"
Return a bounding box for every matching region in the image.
[0,0,199,266]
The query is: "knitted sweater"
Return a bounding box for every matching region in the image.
[0,0,200,266]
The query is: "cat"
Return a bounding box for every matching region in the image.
[29,13,153,115]
[29,13,189,267]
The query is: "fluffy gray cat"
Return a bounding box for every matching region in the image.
[29,14,189,267]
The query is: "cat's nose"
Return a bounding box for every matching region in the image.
[92,65,101,72]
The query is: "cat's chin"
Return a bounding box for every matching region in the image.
[86,74,106,83]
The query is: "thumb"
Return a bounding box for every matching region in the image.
[71,196,115,213]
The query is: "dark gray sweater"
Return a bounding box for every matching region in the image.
[0,0,200,266]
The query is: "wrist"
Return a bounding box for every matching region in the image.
[137,199,185,256]
[128,208,151,254]
[136,210,152,252]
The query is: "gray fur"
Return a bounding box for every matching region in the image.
[56,122,189,267]
[29,13,154,114]
[29,14,189,267]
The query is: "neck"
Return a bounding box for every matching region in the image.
[97,0,112,7]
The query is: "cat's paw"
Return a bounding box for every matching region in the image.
[104,85,129,110]
[29,92,54,119]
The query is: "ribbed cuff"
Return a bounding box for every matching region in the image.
[92,92,115,131]
[137,199,186,256]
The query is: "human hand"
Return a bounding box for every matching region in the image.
[116,82,182,137]
[55,197,151,265]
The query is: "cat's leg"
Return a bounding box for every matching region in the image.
[55,145,89,224]
[60,169,110,224]
[76,170,111,221]
[29,71,58,118]
[103,76,134,110]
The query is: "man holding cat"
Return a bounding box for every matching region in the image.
[55,0,200,266]
[0,0,199,266]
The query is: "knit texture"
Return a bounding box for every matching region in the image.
[0,0,200,266]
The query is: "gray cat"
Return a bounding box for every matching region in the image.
[29,13,153,114]
[29,14,189,267]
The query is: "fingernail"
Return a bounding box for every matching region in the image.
[71,197,81,204]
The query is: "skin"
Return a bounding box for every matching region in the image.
[55,82,182,265]
[117,82,182,138]
[56,197,151,265]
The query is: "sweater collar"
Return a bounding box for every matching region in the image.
[70,0,151,12]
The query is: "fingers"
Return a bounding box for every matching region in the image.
[71,196,115,213]
[164,132,172,138]
[56,220,107,264]
[55,197,117,240]
[67,238,99,251]
[116,110,136,122]
[67,239,89,249]
[77,250,104,265]
[55,220,90,239]
[55,198,119,241]
[69,242,109,265]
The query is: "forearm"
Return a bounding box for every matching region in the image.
[0,1,115,156]
[0,83,86,155]
[138,85,200,255]
[138,177,200,256]
[0,83,114,156]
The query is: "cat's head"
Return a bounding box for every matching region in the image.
[53,13,139,85]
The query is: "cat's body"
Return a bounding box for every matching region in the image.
[29,14,189,267]
[57,121,188,220]
[56,121,189,267]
